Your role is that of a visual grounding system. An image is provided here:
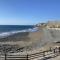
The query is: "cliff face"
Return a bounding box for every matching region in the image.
[33,21,60,48]
[43,28,60,42]
[34,28,60,49]
[27,28,60,51]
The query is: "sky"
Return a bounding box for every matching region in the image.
[0,0,60,25]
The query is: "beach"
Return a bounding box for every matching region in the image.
[0,26,60,60]
[0,28,42,48]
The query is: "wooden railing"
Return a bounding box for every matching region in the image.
[0,47,60,60]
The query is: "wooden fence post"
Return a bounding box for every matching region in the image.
[27,54,29,60]
[5,53,7,60]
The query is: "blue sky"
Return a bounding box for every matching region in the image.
[0,0,60,25]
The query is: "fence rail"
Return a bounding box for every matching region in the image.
[0,47,60,60]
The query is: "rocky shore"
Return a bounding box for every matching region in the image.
[0,21,60,60]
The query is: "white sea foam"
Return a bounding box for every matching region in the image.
[0,27,38,38]
[28,27,38,32]
[0,30,27,38]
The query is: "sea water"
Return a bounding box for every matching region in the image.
[0,25,38,38]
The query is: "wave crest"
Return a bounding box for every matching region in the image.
[0,27,38,38]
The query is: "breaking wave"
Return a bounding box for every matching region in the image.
[0,27,38,38]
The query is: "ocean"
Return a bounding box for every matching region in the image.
[0,25,38,38]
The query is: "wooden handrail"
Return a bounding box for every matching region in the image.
[0,47,60,60]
